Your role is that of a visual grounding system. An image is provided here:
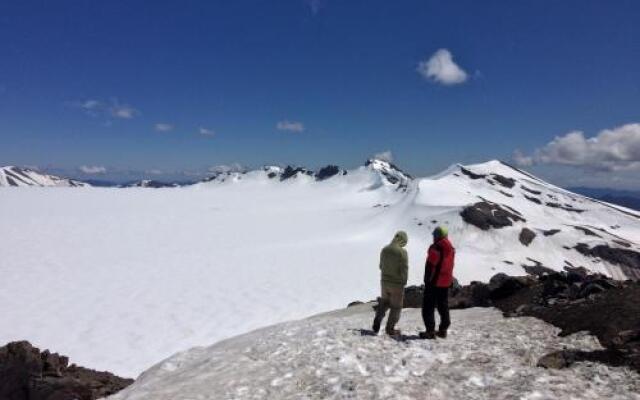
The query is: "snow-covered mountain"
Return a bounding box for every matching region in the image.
[1,158,639,378]
[0,166,89,187]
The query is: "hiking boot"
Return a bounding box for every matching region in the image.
[386,329,401,337]
[436,330,447,339]
[419,331,436,340]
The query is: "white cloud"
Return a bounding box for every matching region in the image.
[276,120,305,133]
[79,165,107,174]
[199,127,216,137]
[68,98,139,120]
[372,150,393,162]
[417,49,468,85]
[110,102,138,119]
[512,150,533,167]
[155,123,173,132]
[514,123,640,172]
[145,169,164,175]
[208,163,246,174]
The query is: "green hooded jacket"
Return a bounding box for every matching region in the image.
[379,231,409,287]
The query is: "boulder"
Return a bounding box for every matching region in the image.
[0,341,133,400]
[488,273,528,300]
[518,228,536,246]
[402,285,424,308]
[537,351,573,369]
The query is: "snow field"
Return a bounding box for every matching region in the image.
[108,306,640,400]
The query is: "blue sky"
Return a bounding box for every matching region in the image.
[1,1,639,186]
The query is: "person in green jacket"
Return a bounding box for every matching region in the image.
[372,230,409,336]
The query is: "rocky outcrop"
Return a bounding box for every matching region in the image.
[460,201,526,230]
[491,273,640,372]
[315,165,342,181]
[574,243,640,280]
[280,166,314,181]
[0,341,133,400]
[518,228,536,246]
[491,174,516,189]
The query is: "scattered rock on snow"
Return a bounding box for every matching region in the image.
[518,228,536,246]
[459,166,486,180]
[520,185,542,195]
[573,226,602,238]
[524,195,542,205]
[460,201,525,230]
[574,243,640,280]
[491,174,516,188]
[521,258,556,277]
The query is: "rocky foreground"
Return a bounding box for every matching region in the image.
[0,341,133,400]
[107,307,639,400]
[396,269,640,372]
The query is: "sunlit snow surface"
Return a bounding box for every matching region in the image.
[1,161,639,377]
[109,306,640,400]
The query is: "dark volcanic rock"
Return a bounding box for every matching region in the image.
[488,273,533,300]
[493,273,640,372]
[280,166,313,181]
[459,167,486,180]
[449,281,492,309]
[0,341,133,400]
[537,350,626,370]
[573,226,602,237]
[518,228,536,246]
[400,282,492,309]
[574,243,640,280]
[524,195,542,205]
[520,185,542,195]
[315,165,341,181]
[402,285,424,308]
[491,174,516,188]
[545,202,586,213]
[460,201,526,230]
[542,229,561,236]
[521,258,556,277]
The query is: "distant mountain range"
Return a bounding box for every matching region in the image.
[2,163,640,212]
[569,187,640,211]
[0,166,88,187]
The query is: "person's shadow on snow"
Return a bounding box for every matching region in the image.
[353,329,422,341]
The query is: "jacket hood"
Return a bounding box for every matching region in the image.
[391,231,408,247]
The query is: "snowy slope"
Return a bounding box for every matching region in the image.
[109,305,640,400]
[0,159,639,378]
[0,166,89,187]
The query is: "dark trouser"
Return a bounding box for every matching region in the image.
[422,286,450,333]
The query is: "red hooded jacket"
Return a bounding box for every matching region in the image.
[424,237,455,288]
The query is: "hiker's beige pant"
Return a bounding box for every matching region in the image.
[376,283,404,332]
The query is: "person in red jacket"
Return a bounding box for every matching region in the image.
[420,226,455,339]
